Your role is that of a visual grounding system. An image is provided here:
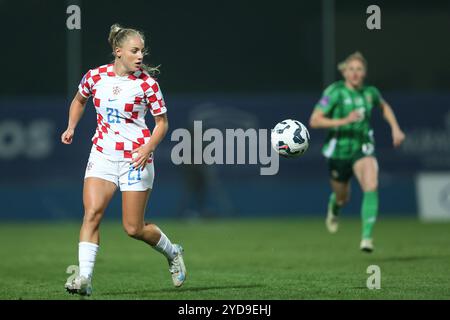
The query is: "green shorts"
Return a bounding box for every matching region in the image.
[327,150,375,182]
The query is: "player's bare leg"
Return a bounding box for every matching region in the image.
[66,177,117,296]
[327,179,350,233]
[80,178,117,243]
[353,156,379,252]
[122,190,186,287]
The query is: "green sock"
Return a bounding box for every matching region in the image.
[361,191,378,239]
[328,192,342,216]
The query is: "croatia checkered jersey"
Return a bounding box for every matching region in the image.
[78,64,166,161]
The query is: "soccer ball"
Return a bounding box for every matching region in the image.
[271,119,310,157]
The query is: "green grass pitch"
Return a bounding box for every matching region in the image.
[0,217,449,300]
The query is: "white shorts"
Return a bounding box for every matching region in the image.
[84,150,154,191]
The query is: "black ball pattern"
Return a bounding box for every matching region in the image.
[273,119,309,158]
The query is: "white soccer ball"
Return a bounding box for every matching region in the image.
[271,119,310,158]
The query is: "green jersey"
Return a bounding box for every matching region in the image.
[314,80,384,160]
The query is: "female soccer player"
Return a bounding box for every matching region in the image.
[61,24,186,296]
[309,52,405,252]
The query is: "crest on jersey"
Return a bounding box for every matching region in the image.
[112,86,122,95]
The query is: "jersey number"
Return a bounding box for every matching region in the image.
[128,166,142,184]
[106,108,121,123]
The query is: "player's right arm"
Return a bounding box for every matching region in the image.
[61,92,88,144]
[309,84,360,129]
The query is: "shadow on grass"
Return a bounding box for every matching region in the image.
[101,284,264,297]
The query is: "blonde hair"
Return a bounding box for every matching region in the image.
[337,51,367,73]
[108,24,160,76]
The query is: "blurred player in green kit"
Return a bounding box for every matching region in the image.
[309,52,406,252]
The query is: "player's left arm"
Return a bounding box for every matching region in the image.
[379,99,405,148]
[132,113,169,169]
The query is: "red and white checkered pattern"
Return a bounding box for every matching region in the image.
[78,64,166,161]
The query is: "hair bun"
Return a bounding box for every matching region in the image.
[108,23,124,47]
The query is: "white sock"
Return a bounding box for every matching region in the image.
[79,241,99,279]
[153,229,177,260]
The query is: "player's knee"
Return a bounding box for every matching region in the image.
[123,224,143,239]
[83,208,103,225]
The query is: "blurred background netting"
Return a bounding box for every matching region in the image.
[0,0,449,220]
